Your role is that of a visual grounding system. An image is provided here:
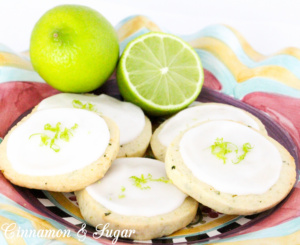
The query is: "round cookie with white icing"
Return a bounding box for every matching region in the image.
[0,108,119,192]
[151,103,267,161]
[165,120,296,215]
[75,158,198,240]
[37,93,152,157]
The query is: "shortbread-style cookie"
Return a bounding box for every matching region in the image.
[37,93,152,157]
[0,108,119,192]
[117,116,152,157]
[165,120,296,215]
[151,103,267,161]
[75,158,198,240]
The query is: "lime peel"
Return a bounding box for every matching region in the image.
[117,32,204,115]
[129,173,172,190]
[29,122,78,152]
[210,138,254,164]
[72,99,97,112]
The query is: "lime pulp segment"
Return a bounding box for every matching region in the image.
[121,33,203,109]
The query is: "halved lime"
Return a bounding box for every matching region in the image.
[117,32,204,116]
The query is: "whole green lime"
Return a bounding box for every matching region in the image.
[30,5,119,92]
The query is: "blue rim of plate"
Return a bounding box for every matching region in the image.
[6,81,299,244]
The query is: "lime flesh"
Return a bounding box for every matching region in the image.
[117,32,204,116]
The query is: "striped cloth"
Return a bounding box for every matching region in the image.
[0,15,300,244]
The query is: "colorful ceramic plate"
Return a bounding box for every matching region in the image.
[6,80,299,244]
[1,17,300,243]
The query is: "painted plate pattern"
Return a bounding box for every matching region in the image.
[1,15,300,244]
[8,84,299,244]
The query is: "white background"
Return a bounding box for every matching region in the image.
[0,0,300,54]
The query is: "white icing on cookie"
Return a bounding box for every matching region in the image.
[86,158,187,216]
[179,120,282,195]
[37,93,145,145]
[7,108,110,176]
[158,103,261,147]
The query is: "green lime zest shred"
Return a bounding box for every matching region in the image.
[130,174,149,190]
[71,123,78,130]
[233,143,253,164]
[129,173,172,190]
[44,122,61,132]
[29,122,78,152]
[118,194,125,199]
[72,99,97,112]
[147,173,172,184]
[40,134,51,146]
[121,186,126,192]
[210,138,253,164]
[210,138,237,164]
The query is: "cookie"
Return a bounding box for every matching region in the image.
[75,158,198,240]
[37,93,152,157]
[165,120,296,215]
[151,103,267,161]
[0,108,119,192]
[117,116,152,157]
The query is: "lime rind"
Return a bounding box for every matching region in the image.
[118,32,204,114]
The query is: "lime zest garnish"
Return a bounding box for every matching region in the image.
[210,138,253,164]
[50,141,60,152]
[40,134,51,146]
[130,174,150,190]
[60,123,78,142]
[233,143,253,164]
[116,186,126,199]
[44,122,61,132]
[71,123,78,130]
[146,173,172,184]
[129,173,172,190]
[72,99,97,112]
[29,122,78,152]
[210,138,238,164]
[59,128,72,142]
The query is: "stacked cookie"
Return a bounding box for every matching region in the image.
[0,93,196,240]
[0,108,119,191]
[151,103,296,215]
[0,97,296,240]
